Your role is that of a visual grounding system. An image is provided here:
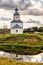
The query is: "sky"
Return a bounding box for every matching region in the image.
[0,0,43,29]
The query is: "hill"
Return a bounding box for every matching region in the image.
[0,33,43,45]
[0,33,43,55]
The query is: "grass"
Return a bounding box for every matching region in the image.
[0,57,43,65]
[0,33,43,45]
[0,33,43,55]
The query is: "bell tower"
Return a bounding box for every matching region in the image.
[13,8,20,20]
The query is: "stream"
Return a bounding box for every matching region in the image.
[0,51,43,63]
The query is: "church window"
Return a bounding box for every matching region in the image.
[16,17,17,18]
[16,30,18,32]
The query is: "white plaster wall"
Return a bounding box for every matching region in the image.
[10,29,23,34]
[14,16,20,20]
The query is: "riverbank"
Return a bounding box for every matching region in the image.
[0,51,43,63]
[0,33,43,45]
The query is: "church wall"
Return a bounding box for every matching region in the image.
[14,16,20,20]
[10,29,23,34]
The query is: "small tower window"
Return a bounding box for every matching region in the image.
[16,16,17,18]
[16,30,18,32]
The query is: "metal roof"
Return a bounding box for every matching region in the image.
[11,24,22,29]
[11,20,23,23]
[14,12,20,16]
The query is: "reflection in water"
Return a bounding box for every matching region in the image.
[0,51,43,63]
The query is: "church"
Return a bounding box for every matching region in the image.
[10,8,23,34]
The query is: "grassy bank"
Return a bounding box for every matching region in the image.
[0,57,43,65]
[0,45,43,55]
[0,33,43,45]
[0,33,43,55]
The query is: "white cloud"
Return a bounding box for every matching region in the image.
[13,0,20,5]
[0,0,43,15]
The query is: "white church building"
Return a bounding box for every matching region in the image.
[10,8,23,34]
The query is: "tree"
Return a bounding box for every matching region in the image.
[2,23,8,29]
[32,27,38,32]
[2,23,8,34]
[38,27,43,32]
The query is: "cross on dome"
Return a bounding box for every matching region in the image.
[15,5,18,11]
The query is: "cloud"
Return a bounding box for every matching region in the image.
[28,8,43,15]
[33,0,40,3]
[0,0,43,15]
[0,0,15,10]
[26,19,40,23]
[0,17,11,21]
[33,0,43,7]
[25,19,43,27]
[0,0,32,10]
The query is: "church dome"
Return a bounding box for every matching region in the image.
[14,12,20,16]
[15,8,18,11]
[13,8,20,16]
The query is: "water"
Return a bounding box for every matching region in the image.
[0,51,43,63]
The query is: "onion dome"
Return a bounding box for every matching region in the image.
[14,8,20,16]
[15,8,18,11]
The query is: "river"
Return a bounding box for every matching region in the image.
[0,51,43,63]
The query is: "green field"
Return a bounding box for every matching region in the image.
[0,57,43,65]
[0,33,43,55]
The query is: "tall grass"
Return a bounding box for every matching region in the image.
[0,57,43,65]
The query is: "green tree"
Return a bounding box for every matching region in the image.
[2,23,8,34]
[38,27,43,32]
[32,27,38,32]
